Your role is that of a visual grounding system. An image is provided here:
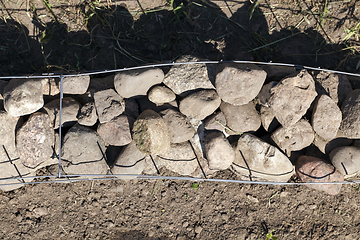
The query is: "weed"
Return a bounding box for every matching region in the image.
[343,20,360,42]
[191,183,199,189]
[266,229,278,240]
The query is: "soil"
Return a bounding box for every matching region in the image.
[0,0,360,239]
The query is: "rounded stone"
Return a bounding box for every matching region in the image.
[148,85,176,105]
[340,89,360,139]
[160,109,195,143]
[330,146,360,178]
[97,115,134,146]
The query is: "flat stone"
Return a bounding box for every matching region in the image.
[44,97,81,129]
[97,115,134,146]
[62,75,90,94]
[314,130,353,155]
[77,102,98,126]
[94,89,124,123]
[260,105,279,132]
[160,109,195,143]
[340,89,360,139]
[204,112,227,132]
[114,68,164,98]
[41,78,60,96]
[215,63,266,105]
[330,146,360,178]
[148,85,176,105]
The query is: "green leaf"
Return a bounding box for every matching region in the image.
[191,183,199,189]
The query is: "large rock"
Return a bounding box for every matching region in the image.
[215,63,266,105]
[179,89,221,120]
[339,89,360,139]
[114,68,164,98]
[97,115,134,146]
[0,111,19,160]
[94,89,124,123]
[3,78,44,117]
[232,134,294,182]
[268,70,317,127]
[311,95,342,140]
[295,156,344,195]
[148,85,176,105]
[160,109,195,143]
[204,131,234,170]
[271,119,314,156]
[132,110,170,155]
[260,105,279,132]
[62,75,90,94]
[204,111,227,132]
[330,146,360,178]
[77,102,98,126]
[44,97,81,129]
[314,130,353,155]
[163,55,215,96]
[220,101,261,134]
[16,112,55,169]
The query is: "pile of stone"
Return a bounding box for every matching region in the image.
[0,55,359,195]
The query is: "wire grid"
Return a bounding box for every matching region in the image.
[1,60,360,188]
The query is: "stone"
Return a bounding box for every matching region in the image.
[268,70,317,127]
[77,102,98,126]
[32,132,60,171]
[220,101,261,134]
[0,158,35,192]
[44,97,81,129]
[155,142,198,176]
[271,119,314,156]
[41,78,60,96]
[160,109,195,143]
[142,155,163,175]
[16,112,55,169]
[0,110,19,160]
[62,124,109,176]
[97,115,134,146]
[314,130,353,155]
[114,68,164,98]
[3,78,44,117]
[148,85,176,105]
[339,89,360,139]
[124,98,139,119]
[94,89,124,123]
[311,95,342,140]
[260,105,279,132]
[257,81,277,106]
[232,134,294,182]
[261,65,296,81]
[132,110,171,155]
[62,75,90,94]
[163,55,215,96]
[295,156,344,195]
[204,112,227,132]
[215,63,267,105]
[179,89,221,120]
[330,146,360,178]
[204,131,235,170]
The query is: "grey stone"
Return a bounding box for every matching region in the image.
[314,130,353,155]
[41,78,60,96]
[94,89,124,123]
[62,75,90,94]
[0,110,19,160]
[114,68,164,98]
[160,109,195,143]
[3,78,44,117]
[260,105,279,132]
[44,97,81,129]
[142,155,163,175]
[340,89,360,139]
[32,132,59,171]
[77,102,98,126]
[257,81,277,106]
[148,85,176,105]
[204,112,227,132]
[179,89,221,120]
[330,146,360,178]
[97,115,134,146]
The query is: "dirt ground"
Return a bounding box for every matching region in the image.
[1,0,360,239]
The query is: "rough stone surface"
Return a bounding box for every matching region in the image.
[163,55,215,96]
[204,112,227,132]
[271,119,314,156]
[41,78,60,96]
[16,112,55,168]
[232,134,294,182]
[260,105,280,132]
[0,158,35,192]
[268,70,317,127]
[0,110,19,159]
[132,110,170,155]
[220,101,261,134]
[3,78,44,117]
[339,89,360,139]
[97,115,134,146]
[142,156,163,175]
[312,95,342,140]
[295,156,344,195]
[94,89,124,123]
[160,109,195,143]
[114,68,164,98]
[314,130,353,155]
[215,63,266,106]
[44,97,81,129]
[148,85,176,105]
[77,102,98,126]
[62,124,109,176]
[330,146,360,178]
[62,75,90,94]
[204,131,235,170]
[257,81,277,106]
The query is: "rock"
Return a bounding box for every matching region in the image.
[204,112,227,132]
[160,109,195,143]
[16,112,55,168]
[148,85,176,105]
[232,134,294,182]
[314,130,353,155]
[215,63,266,105]
[124,98,139,119]
[268,70,317,127]
[179,89,221,120]
[97,115,134,146]
[3,78,44,117]
[62,75,90,94]
[261,65,296,81]
[204,131,235,170]
[111,141,147,179]
[257,81,277,106]
[155,142,198,176]
[132,110,171,155]
[330,146,360,178]
[142,155,163,175]
[137,96,178,113]
[220,101,261,134]
[260,105,279,132]
[44,97,81,129]
[295,156,344,195]
[163,55,215,96]
[94,89,124,123]
[62,124,109,176]
[315,71,352,106]
[77,102,98,126]
[271,119,314,156]
[41,78,60,96]
[114,68,164,98]
[340,89,360,139]
[311,95,342,140]
[33,132,60,171]
[0,111,19,160]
